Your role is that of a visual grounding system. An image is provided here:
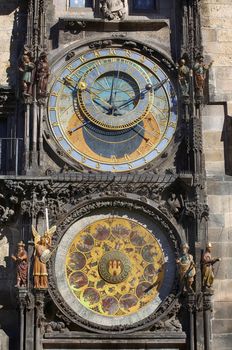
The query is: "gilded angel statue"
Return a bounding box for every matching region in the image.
[32,225,56,289]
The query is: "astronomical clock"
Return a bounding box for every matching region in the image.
[46,39,182,338]
[1,0,212,349]
[47,43,178,172]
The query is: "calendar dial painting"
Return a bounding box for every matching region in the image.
[65,217,165,317]
[54,214,176,329]
[48,46,178,172]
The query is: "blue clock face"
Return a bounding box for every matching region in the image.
[48,47,178,172]
[77,58,153,130]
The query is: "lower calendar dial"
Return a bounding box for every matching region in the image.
[65,217,165,317]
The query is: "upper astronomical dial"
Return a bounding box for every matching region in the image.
[48,46,178,172]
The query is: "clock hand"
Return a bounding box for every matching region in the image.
[116,91,144,110]
[85,87,112,109]
[63,76,77,89]
[64,77,112,110]
[145,77,169,92]
[93,98,112,112]
[109,69,121,114]
[144,280,159,294]
[117,78,169,110]
[137,123,160,138]
[132,127,149,142]
[68,121,91,135]
[109,73,116,105]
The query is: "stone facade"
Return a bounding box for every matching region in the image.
[0,0,231,349]
[201,1,232,349]
[0,1,17,85]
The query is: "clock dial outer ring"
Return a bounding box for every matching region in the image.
[78,61,153,130]
[47,47,178,172]
[52,205,178,332]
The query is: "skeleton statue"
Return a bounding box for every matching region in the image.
[32,225,56,289]
[100,0,126,20]
[36,52,50,97]
[193,55,213,99]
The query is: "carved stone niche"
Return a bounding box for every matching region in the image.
[47,195,184,335]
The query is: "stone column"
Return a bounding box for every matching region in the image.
[203,291,213,350]
[18,288,28,350]
[187,293,196,350]
[35,289,46,350]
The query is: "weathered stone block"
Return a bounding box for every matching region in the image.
[212,334,232,350]
[212,257,232,279]
[203,131,223,148]
[205,161,225,174]
[205,42,232,55]
[215,79,232,92]
[202,15,232,29]
[214,301,232,319]
[209,242,232,257]
[202,116,224,133]
[207,181,232,196]
[217,29,232,42]
[224,212,232,228]
[213,279,232,302]
[214,66,232,80]
[202,28,217,42]
[202,105,224,117]
[208,213,225,228]
[208,195,232,214]
[0,329,9,350]
[207,53,232,67]
[212,319,232,334]
[208,227,232,242]
[204,149,224,162]
[201,4,232,19]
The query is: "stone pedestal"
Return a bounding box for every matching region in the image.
[42,331,186,350]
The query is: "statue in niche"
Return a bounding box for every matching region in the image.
[193,55,213,98]
[178,59,190,98]
[11,241,28,288]
[167,193,184,217]
[32,225,56,289]
[176,243,196,293]
[36,52,50,97]
[100,0,126,20]
[19,50,35,97]
[202,242,221,291]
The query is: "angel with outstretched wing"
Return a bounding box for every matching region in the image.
[32,225,41,246]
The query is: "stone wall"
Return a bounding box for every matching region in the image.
[201,1,232,349]
[0,10,15,85]
[201,0,232,112]
[0,1,28,88]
